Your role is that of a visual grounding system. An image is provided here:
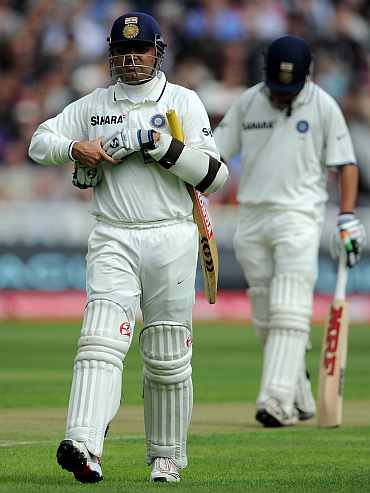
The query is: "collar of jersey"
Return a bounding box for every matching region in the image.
[261,80,314,109]
[113,72,167,104]
[292,80,314,107]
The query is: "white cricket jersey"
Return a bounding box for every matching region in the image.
[29,73,219,225]
[214,81,356,212]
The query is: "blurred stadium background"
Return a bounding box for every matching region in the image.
[1,0,370,322]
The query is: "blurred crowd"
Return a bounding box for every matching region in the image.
[1,0,370,205]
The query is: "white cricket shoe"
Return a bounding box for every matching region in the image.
[150,457,180,482]
[256,397,299,427]
[56,439,103,483]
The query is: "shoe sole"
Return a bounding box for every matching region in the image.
[56,440,103,484]
[255,410,283,428]
[297,410,315,421]
[152,476,180,483]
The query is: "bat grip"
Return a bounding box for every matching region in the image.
[335,249,348,301]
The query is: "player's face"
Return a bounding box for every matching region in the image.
[268,90,299,110]
[110,43,157,84]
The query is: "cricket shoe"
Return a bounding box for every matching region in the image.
[150,457,180,482]
[256,398,299,427]
[56,439,103,483]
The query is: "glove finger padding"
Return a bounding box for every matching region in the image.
[103,128,149,161]
[72,162,103,189]
[103,131,132,161]
[330,214,367,268]
[103,132,126,153]
[111,148,135,161]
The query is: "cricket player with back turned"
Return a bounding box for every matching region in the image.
[29,11,228,483]
[214,35,366,428]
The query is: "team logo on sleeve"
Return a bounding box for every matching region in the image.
[150,113,166,128]
[296,120,309,133]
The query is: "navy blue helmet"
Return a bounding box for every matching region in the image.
[108,12,166,84]
[265,36,312,94]
[108,12,166,52]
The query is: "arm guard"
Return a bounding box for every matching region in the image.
[147,134,228,194]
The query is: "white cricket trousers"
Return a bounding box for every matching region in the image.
[234,206,323,293]
[86,219,199,327]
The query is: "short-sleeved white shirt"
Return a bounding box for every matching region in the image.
[30,73,219,224]
[214,81,356,213]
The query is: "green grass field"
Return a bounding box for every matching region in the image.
[1,320,370,492]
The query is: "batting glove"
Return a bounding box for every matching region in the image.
[72,162,103,189]
[103,128,155,161]
[330,213,367,268]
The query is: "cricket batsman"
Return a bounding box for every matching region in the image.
[214,36,366,427]
[29,11,228,483]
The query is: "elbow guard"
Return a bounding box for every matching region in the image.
[147,134,229,193]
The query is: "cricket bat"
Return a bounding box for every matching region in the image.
[166,109,219,304]
[317,249,349,427]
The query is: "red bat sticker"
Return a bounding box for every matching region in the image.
[323,306,343,375]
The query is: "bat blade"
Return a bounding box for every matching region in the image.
[317,298,349,427]
[188,186,218,303]
[166,109,219,304]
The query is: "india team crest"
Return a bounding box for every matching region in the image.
[296,120,309,133]
[150,113,166,128]
[123,17,139,39]
[123,24,139,39]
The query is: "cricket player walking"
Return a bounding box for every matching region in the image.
[214,36,366,427]
[29,12,228,483]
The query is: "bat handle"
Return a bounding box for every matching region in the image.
[335,249,348,301]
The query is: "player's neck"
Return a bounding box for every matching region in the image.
[118,74,162,103]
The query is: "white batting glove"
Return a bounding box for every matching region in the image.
[103,128,155,161]
[330,213,367,268]
[72,162,103,189]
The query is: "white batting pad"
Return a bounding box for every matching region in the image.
[249,285,270,344]
[257,328,308,416]
[66,300,132,457]
[140,323,192,469]
[294,362,316,418]
[270,273,313,333]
